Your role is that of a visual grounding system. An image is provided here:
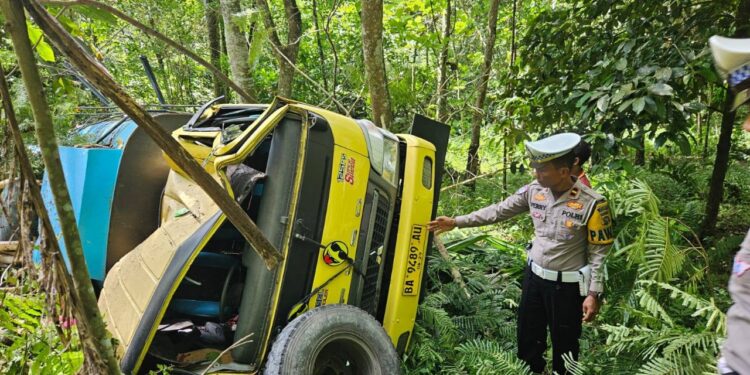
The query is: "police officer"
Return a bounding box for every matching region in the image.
[709,35,750,375]
[428,133,614,375]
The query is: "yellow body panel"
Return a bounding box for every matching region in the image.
[306,145,370,310]
[101,98,441,370]
[212,101,278,157]
[382,135,436,348]
[213,105,289,169]
[169,128,218,175]
[292,103,368,154]
[98,169,221,361]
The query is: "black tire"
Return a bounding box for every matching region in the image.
[263,304,401,375]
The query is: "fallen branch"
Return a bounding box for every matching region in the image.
[433,235,470,299]
[268,41,348,115]
[41,0,256,103]
[23,0,283,269]
[0,2,121,372]
[441,168,504,192]
[0,241,19,252]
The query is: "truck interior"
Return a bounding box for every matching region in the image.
[143,110,331,372]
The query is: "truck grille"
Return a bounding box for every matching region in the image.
[360,197,389,315]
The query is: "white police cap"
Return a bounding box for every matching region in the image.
[709,35,750,109]
[525,133,581,167]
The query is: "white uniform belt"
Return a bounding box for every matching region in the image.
[529,261,580,283]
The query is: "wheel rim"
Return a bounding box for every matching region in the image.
[311,333,377,375]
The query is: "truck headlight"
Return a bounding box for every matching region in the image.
[356,120,400,187]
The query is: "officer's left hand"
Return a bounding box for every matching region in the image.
[582,295,600,322]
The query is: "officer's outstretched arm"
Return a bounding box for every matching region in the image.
[452,185,531,228]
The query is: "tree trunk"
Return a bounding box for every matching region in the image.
[700,0,750,237]
[634,134,645,165]
[41,0,255,102]
[0,65,87,370]
[466,0,501,183]
[1,2,121,373]
[503,0,518,196]
[23,0,282,269]
[361,0,393,129]
[703,110,711,159]
[312,0,328,91]
[205,0,226,99]
[220,0,254,99]
[256,0,302,97]
[435,0,452,123]
[324,1,340,101]
[701,89,737,237]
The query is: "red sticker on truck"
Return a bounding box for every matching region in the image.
[337,153,355,185]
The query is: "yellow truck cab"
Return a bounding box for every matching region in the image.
[97,98,449,374]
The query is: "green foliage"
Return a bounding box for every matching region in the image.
[409,171,733,374]
[0,272,83,375]
[403,233,528,374]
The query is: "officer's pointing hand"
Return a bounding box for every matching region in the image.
[582,295,600,322]
[428,216,456,235]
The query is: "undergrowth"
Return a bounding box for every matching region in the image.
[404,168,738,374]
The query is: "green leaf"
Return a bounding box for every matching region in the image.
[632,97,646,114]
[638,66,656,76]
[618,98,635,113]
[597,95,609,112]
[25,22,55,62]
[654,132,669,148]
[648,83,674,96]
[575,92,592,108]
[247,17,267,70]
[174,208,190,217]
[655,67,672,81]
[615,57,627,71]
[675,134,691,154]
[71,4,118,25]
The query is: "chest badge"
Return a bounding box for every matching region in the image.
[565,219,574,228]
[534,193,546,201]
[567,201,583,210]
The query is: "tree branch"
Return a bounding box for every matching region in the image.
[268,41,348,114]
[41,0,256,103]
[433,235,470,299]
[0,2,121,372]
[24,0,283,269]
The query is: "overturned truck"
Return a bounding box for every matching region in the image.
[46,98,449,374]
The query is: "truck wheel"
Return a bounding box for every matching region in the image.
[263,304,401,375]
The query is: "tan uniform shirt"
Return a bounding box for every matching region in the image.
[455,179,613,292]
[723,229,750,373]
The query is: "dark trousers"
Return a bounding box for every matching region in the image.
[517,266,585,374]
